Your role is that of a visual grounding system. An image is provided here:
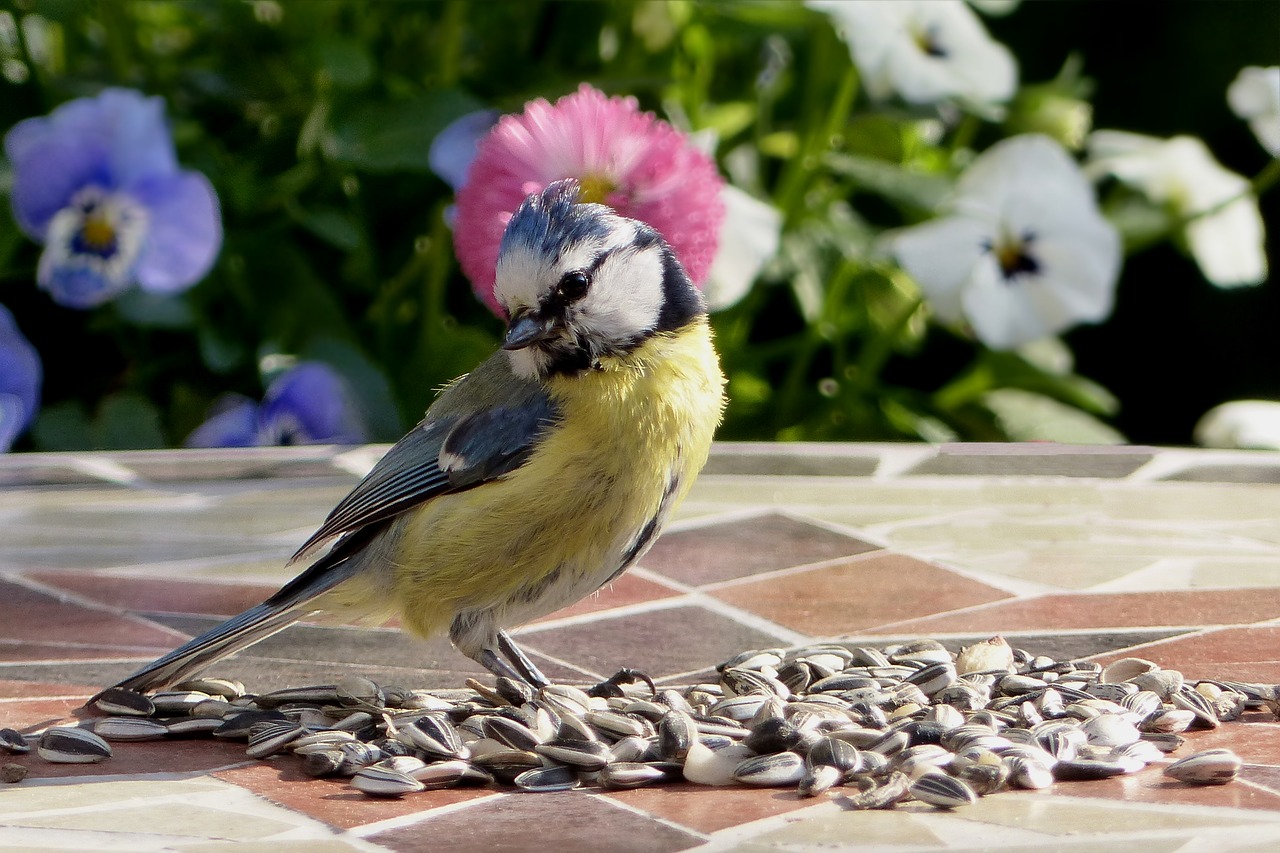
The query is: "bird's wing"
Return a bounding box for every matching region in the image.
[289,354,558,563]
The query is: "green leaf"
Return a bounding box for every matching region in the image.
[936,349,1119,417]
[984,389,1126,444]
[289,203,362,251]
[825,152,951,212]
[114,289,196,329]
[314,36,375,89]
[301,336,403,441]
[323,90,487,173]
[31,401,92,452]
[94,392,167,450]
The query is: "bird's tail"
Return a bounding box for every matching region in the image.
[94,525,386,701]
[101,602,309,697]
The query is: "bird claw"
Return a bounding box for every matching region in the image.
[588,667,656,698]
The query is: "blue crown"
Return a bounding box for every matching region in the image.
[500,179,614,263]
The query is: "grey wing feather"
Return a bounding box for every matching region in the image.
[290,370,558,561]
[98,354,557,698]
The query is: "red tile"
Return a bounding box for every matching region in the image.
[1171,714,1280,767]
[0,579,187,648]
[1242,765,1280,795]
[1051,763,1280,812]
[519,605,788,680]
[0,696,86,733]
[364,791,705,853]
[885,589,1280,635]
[603,783,817,834]
[24,570,279,618]
[711,553,1012,637]
[0,679,96,700]
[1091,626,1280,683]
[640,514,880,586]
[534,573,682,624]
[0,640,175,662]
[214,761,495,831]
[20,737,249,781]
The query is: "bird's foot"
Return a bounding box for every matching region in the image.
[587,667,656,699]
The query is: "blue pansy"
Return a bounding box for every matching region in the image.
[186,361,368,448]
[0,305,42,452]
[428,109,500,191]
[4,88,222,309]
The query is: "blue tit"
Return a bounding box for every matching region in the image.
[101,178,726,695]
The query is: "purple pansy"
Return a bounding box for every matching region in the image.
[4,88,222,309]
[0,305,42,452]
[186,361,369,448]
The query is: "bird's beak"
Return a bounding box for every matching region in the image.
[502,310,559,351]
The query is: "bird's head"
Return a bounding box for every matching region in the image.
[494,179,706,380]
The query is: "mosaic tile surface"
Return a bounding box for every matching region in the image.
[2,441,1280,851]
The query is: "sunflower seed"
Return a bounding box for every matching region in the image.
[733,751,805,787]
[37,727,112,763]
[351,765,425,797]
[600,761,672,790]
[93,716,169,742]
[91,687,156,717]
[245,721,305,758]
[534,738,611,771]
[515,764,580,792]
[909,771,977,809]
[1,729,31,754]
[1164,748,1242,785]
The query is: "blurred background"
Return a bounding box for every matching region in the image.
[0,0,1276,452]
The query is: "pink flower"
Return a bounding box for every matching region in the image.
[452,84,725,315]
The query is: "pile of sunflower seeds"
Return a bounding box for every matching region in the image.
[9,637,1278,807]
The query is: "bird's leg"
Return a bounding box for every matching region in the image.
[496,629,550,688]
[478,648,532,685]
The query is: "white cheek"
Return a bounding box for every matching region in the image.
[578,247,664,341]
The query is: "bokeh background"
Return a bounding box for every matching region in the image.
[0,0,1276,451]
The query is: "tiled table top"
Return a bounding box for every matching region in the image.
[2,441,1279,851]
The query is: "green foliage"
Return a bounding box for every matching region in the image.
[0,0,1273,450]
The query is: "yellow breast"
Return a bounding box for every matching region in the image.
[390,319,725,639]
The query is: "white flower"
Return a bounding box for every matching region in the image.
[1227,66,1280,157]
[1195,400,1280,450]
[810,0,1017,111]
[966,0,1021,15]
[703,185,782,311]
[890,134,1121,350]
[1087,130,1267,287]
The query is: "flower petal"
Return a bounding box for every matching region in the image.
[453,84,724,314]
[4,88,178,239]
[429,109,500,191]
[185,395,260,448]
[258,362,368,446]
[0,394,25,453]
[1227,66,1280,156]
[891,215,994,323]
[37,254,133,309]
[1186,195,1268,287]
[5,116,110,239]
[1195,400,1280,450]
[129,171,222,294]
[0,304,41,436]
[703,186,781,311]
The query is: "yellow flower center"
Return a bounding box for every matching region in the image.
[78,213,118,253]
[577,173,616,205]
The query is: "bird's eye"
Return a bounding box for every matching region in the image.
[557,270,591,302]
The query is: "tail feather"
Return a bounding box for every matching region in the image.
[94,522,389,701]
[103,603,309,697]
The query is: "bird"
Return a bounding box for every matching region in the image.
[100,178,726,696]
